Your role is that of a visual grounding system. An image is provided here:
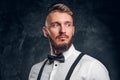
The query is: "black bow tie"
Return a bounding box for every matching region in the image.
[47,54,65,64]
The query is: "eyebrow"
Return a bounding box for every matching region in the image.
[51,21,72,24]
[50,22,60,25]
[65,21,72,23]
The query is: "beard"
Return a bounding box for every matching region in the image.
[48,34,73,54]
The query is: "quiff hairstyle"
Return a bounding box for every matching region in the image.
[47,3,73,16]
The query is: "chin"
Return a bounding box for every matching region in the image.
[57,42,69,46]
[54,42,71,51]
[58,40,69,44]
[50,37,73,52]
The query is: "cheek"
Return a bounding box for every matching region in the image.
[67,29,74,36]
[48,29,59,38]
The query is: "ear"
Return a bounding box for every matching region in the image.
[72,26,75,35]
[42,26,48,38]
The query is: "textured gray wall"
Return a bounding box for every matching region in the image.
[0,0,119,80]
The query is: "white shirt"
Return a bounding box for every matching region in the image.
[50,45,78,80]
[29,45,110,80]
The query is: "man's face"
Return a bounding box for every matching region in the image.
[43,11,74,51]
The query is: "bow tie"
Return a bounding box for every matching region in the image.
[47,54,65,64]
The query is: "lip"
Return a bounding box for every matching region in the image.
[58,36,67,40]
[56,35,69,40]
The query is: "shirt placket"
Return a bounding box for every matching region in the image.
[49,61,59,80]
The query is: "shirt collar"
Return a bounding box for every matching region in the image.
[63,44,76,60]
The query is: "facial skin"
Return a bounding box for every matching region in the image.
[43,11,75,55]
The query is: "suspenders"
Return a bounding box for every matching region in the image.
[65,53,85,80]
[37,53,85,80]
[37,59,48,80]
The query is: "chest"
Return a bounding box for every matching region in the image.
[40,53,86,80]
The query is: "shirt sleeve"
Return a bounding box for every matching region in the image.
[29,65,39,80]
[28,62,43,80]
[87,60,110,80]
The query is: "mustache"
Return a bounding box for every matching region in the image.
[55,34,69,39]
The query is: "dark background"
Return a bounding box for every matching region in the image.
[0,0,119,80]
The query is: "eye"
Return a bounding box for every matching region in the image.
[51,23,60,28]
[65,23,72,27]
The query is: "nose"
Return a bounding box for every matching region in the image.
[59,25,66,34]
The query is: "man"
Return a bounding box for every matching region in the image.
[29,3,110,80]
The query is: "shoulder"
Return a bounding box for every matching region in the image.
[82,54,106,67]
[29,59,47,80]
[81,54,108,72]
[81,54,101,64]
[74,50,108,73]
[30,59,48,73]
[79,54,110,79]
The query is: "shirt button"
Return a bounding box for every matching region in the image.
[55,64,57,66]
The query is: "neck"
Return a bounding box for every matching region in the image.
[51,44,72,55]
[52,49,63,55]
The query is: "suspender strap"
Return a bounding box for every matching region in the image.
[37,59,48,80]
[37,53,85,80]
[65,53,85,80]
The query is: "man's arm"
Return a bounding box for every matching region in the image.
[87,60,110,80]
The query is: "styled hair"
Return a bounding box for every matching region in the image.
[48,3,73,16]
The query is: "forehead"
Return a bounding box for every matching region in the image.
[46,11,73,23]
